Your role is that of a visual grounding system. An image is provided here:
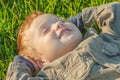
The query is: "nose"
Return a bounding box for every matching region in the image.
[52,21,63,31]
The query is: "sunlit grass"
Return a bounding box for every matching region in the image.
[0,0,119,79]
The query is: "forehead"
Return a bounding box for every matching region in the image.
[37,14,62,22]
[30,14,63,31]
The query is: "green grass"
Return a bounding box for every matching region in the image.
[0,0,120,80]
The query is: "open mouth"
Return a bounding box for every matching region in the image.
[59,28,72,38]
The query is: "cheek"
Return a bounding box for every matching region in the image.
[74,28,82,40]
[43,39,63,61]
[43,37,58,52]
[44,40,60,54]
[43,34,61,49]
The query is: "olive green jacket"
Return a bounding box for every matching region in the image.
[6,2,120,80]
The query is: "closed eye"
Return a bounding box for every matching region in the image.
[42,29,49,35]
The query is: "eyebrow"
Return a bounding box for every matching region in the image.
[38,21,47,28]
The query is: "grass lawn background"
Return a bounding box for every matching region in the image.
[0,0,119,80]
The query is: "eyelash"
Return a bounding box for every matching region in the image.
[42,29,49,34]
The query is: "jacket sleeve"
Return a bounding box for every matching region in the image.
[6,62,49,80]
[82,2,120,36]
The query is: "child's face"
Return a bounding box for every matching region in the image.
[25,14,82,62]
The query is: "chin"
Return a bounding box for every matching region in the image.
[67,39,80,50]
